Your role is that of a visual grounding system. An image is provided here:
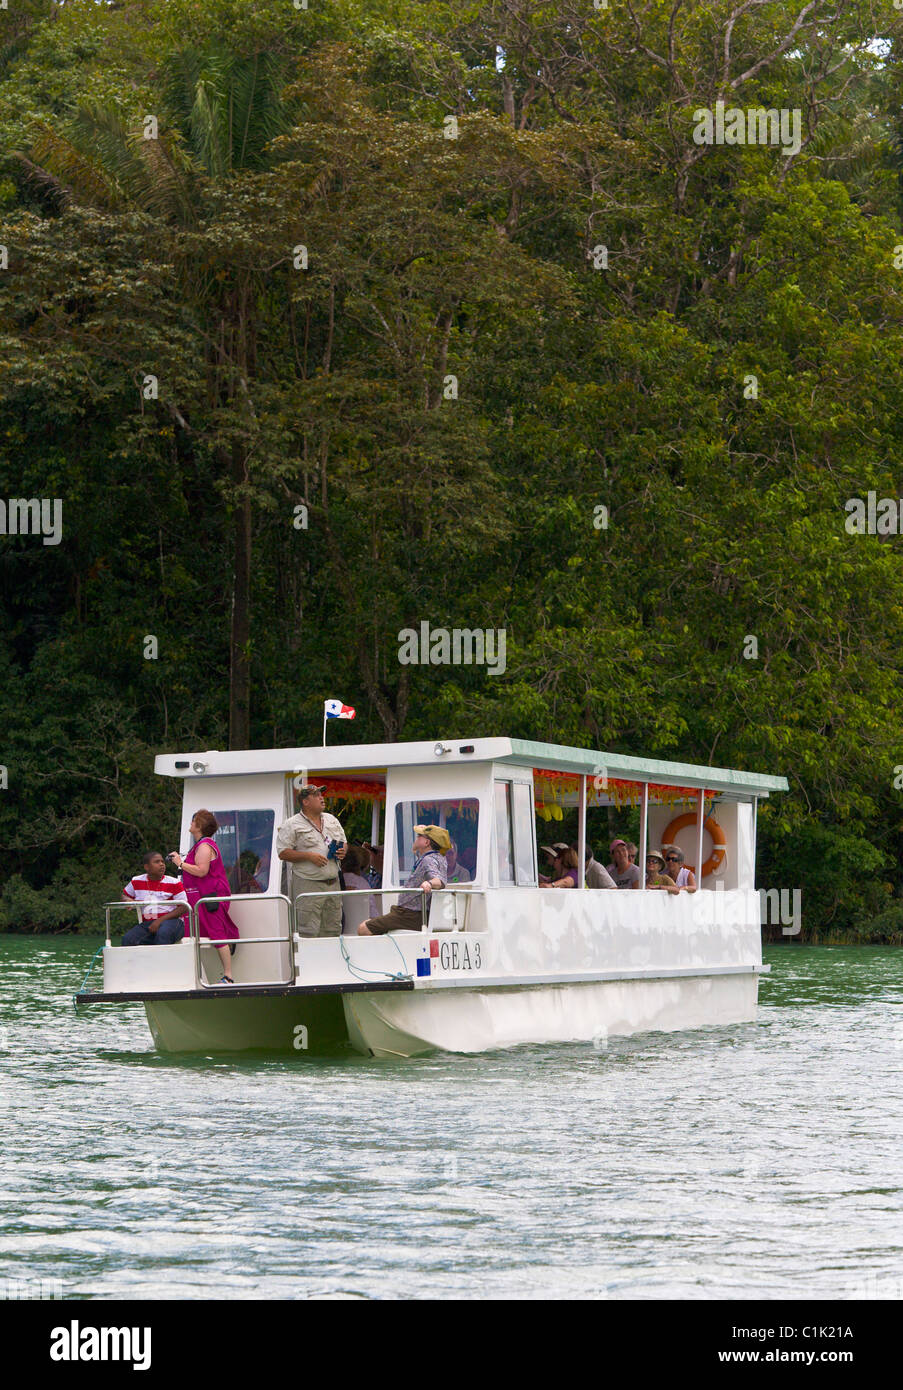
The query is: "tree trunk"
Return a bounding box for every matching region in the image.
[229,439,251,749]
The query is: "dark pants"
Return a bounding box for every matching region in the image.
[122,918,186,946]
[365,905,423,935]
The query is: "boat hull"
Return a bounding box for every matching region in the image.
[139,970,757,1057]
[343,971,759,1058]
[144,992,350,1054]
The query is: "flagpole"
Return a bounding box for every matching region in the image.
[323,704,327,747]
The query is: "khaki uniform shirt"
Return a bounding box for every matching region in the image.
[277,810,346,883]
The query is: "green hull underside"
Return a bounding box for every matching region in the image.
[145,993,352,1053]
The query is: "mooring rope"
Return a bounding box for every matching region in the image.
[73,943,105,1011]
[339,932,412,983]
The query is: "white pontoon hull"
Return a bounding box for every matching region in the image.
[138,968,759,1056]
[342,971,759,1058]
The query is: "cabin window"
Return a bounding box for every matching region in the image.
[494,782,515,883]
[512,781,537,885]
[494,779,537,886]
[208,810,276,893]
[393,799,480,883]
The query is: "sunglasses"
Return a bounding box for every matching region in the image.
[665,855,680,862]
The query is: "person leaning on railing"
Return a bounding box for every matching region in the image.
[645,849,681,894]
[661,844,697,892]
[359,825,449,935]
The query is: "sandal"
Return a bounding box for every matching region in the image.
[218,975,234,985]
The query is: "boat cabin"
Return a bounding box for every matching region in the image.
[154,734,784,897]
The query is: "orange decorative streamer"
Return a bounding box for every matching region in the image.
[284,775,386,806]
[532,767,714,811]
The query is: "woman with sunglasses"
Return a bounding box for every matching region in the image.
[660,844,696,892]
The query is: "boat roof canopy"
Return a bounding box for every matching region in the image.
[154,736,788,798]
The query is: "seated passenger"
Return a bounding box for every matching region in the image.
[363,842,384,889]
[362,842,384,916]
[236,850,264,894]
[541,845,580,888]
[645,849,680,892]
[359,825,449,934]
[581,843,617,889]
[662,844,696,891]
[252,850,271,891]
[341,845,371,891]
[607,839,641,889]
[121,852,189,945]
[446,839,472,884]
[458,845,477,877]
[539,843,570,885]
[340,845,372,936]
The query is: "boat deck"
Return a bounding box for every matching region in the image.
[75,979,414,1004]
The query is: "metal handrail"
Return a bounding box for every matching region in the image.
[292,884,483,933]
[293,883,433,928]
[104,883,484,994]
[101,898,187,947]
[188,893,295,990]
[290,885,382,932]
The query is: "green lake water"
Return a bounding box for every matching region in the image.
[1,937,901,1299]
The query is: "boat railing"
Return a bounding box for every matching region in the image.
[292,884,483,934]
[101,899,152,945]
[291,884,397,932]
[186,893,295,989]
[102,885,485,993]
[427,886,482,933]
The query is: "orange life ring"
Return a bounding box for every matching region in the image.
[661,812,726,880]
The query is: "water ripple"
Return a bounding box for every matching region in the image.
[1,938,901,1298]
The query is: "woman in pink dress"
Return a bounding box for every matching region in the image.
[169,809,240,984]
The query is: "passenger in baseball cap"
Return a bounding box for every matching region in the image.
[607,839,641,889]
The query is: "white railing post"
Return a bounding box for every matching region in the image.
[639,783,649,890]
[578,774,587,889]
[696,790,705,882]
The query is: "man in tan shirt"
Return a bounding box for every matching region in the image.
[277,786,347,937]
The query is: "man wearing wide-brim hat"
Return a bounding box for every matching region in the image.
[360,824,449,935]
[277,785,347,937]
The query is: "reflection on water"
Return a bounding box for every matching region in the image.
[1,937,902,1298]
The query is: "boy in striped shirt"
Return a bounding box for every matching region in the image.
[121,852,189,945]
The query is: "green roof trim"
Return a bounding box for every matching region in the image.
[503,739,788,796]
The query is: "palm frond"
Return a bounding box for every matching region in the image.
[163,44,289,176]
[26,117,127,211]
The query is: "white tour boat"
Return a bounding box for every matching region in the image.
[76,737,787,1056]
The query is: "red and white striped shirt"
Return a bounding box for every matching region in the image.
[123,874,189,921]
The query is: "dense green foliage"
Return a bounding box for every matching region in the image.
[2,0,903,937]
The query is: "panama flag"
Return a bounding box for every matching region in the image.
[324,699,356,720]
[416,939,440,978]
